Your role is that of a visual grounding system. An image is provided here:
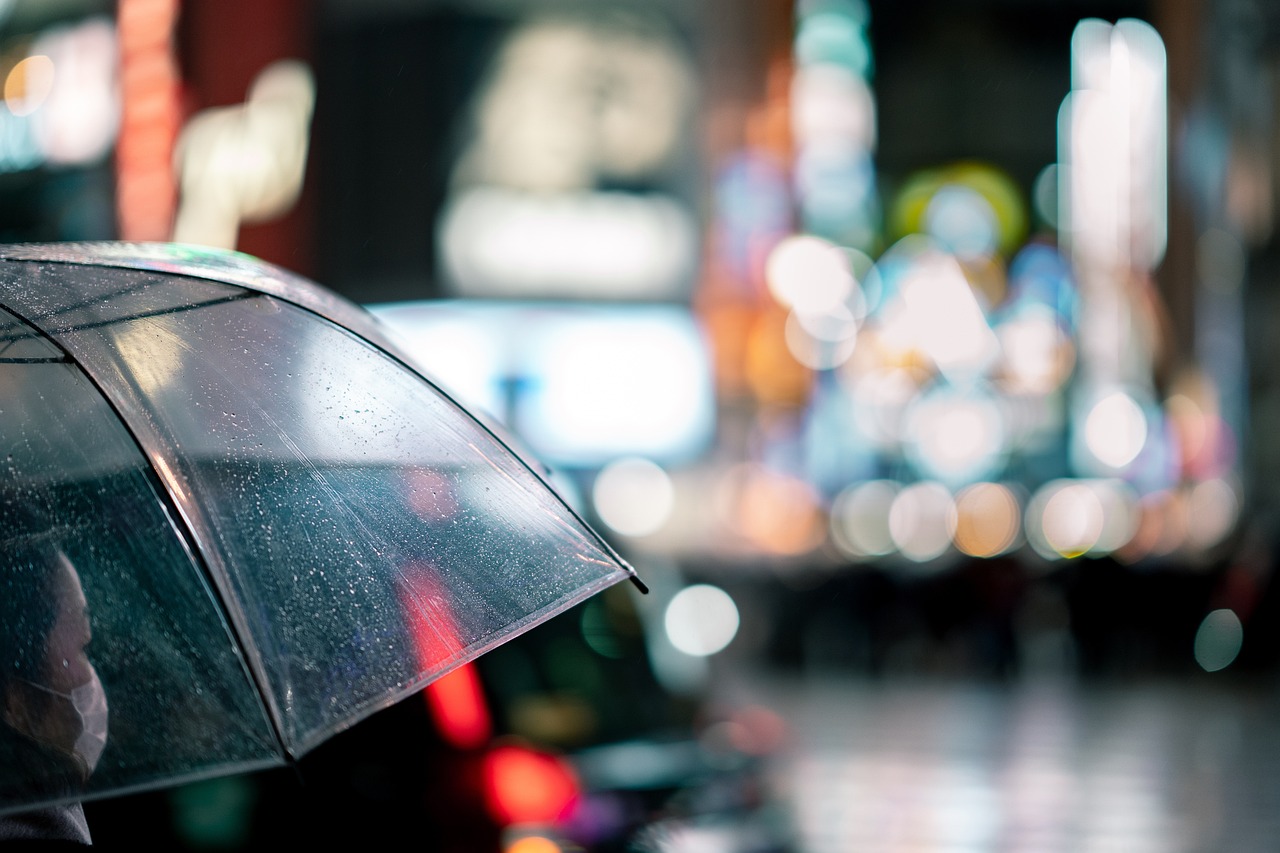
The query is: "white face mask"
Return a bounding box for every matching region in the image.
[24,668,109,776]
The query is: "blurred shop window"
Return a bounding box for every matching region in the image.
[0,16,117,171]
[451,12,692,191]
[0,9,119,242]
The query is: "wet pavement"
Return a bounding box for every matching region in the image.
[715,670,1280,853]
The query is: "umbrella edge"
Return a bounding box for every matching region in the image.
[0,243,648,593]
[287,568,633,760]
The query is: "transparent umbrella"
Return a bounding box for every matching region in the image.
[0,242,643,817]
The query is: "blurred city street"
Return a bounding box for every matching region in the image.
[716,666,1280,853]
[6,0,1280,849]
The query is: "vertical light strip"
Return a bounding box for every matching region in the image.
[790,0,877,252]
[1062,17,1167,383]
[115,0,183,241]
[1064,19,1167,278]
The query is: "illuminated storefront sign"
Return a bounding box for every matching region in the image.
[438,187,697,300]
[437,10,699,300]
[368,300,715,467]
[0,16,119,176]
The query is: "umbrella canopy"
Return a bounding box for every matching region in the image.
[0,242,641,816]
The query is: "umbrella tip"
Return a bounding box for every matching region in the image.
[628,573,650,595]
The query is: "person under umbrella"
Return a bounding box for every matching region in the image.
[0,532,107,846]
[0,241,640,821]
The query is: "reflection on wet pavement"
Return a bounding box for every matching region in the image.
[733,674,1280,853]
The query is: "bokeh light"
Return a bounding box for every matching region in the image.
[794,4,872,76]
[765,234,855,316]
[4,54,54,116]
[845,362,923,449]
[795,141,878,246]
[784,306,859,370]
[1194,609,1243,672]
[482,745,579,825]
[791,64,875,150]
[592,457,675,538]
[894,248,1000,380]
[1037,481,1104,558]
[1083,390,1148,470]
[462,13,694,191]
[830,479,901,559]
[1165,369,1235,481]
[996,307,1076,395]
[1186,478,1240,551]
[1027,479,1139,559]
[720,463,828,556]
[522,310,715,464]
[173,59,316,249]
[923,183,1000,260]
[1093,480,1142,551]
[890,163,1027,257]
[903,386,1006,486]
[1129,488,1190,559]
[665,584,740,656]
[951,482,1022,558]
[505,835,563,853]
[888,480,956,563]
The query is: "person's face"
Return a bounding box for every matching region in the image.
[40,553,94,694]
[2,551,104,775]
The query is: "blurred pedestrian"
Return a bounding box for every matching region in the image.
[0,535,106,846]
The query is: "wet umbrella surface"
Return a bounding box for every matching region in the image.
[0,242,640,816]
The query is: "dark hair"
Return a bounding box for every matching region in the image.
[0,529,65,696]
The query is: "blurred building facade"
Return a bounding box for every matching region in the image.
[4,0,1280,677]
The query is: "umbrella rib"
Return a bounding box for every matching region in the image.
[0,320,58,356]
[117,423,300,768]
[5,276,183,325]
[34,279,158,320]
[36,292,258,335]
[0,294,296,766]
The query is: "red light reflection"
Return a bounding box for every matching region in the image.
[424,662,492,750]
[482,744,580,825]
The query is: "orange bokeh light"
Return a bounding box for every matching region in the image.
[483,745,580,826]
